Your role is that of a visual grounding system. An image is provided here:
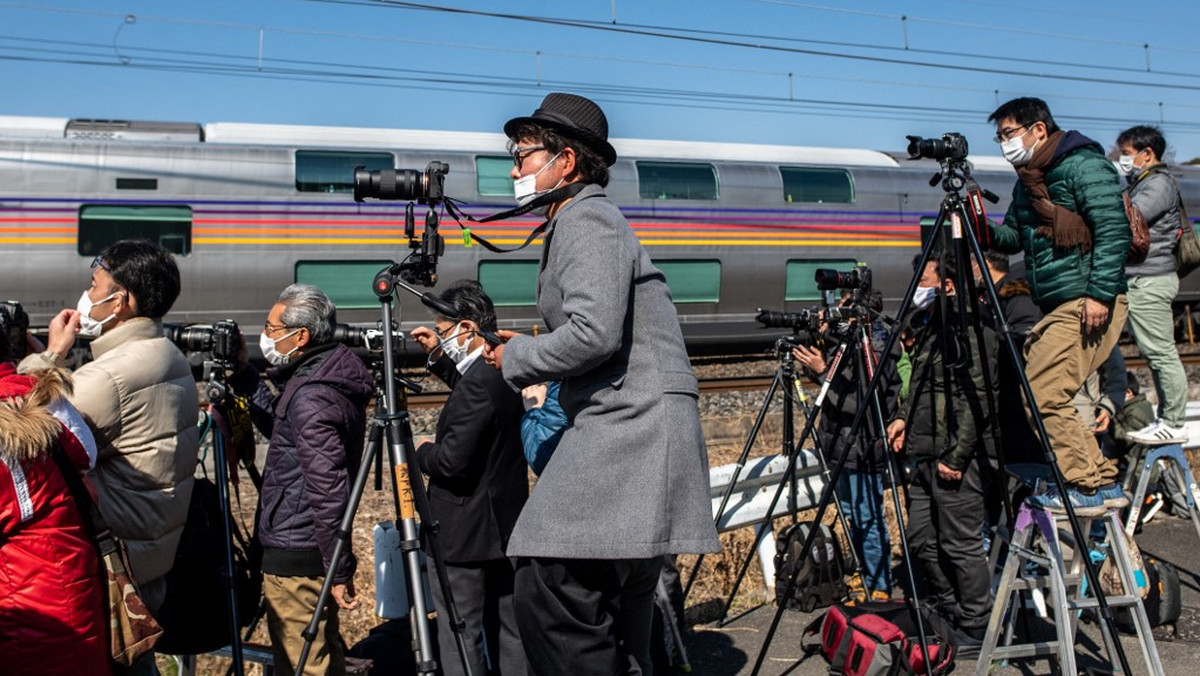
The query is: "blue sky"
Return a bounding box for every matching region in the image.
[3,0,1199,164]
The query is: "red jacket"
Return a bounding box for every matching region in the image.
[0,363,110,675]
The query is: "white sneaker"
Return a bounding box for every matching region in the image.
[1128,420,1189,446]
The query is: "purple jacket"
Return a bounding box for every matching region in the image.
[235,343,372,584]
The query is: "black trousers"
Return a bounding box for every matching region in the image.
[430,558,525,676]
[514,556,663,676]
[906,458,992,630]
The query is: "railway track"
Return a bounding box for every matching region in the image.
[403,351,1200,408]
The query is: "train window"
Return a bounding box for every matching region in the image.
[785,259,858,301]
[654,260,721,303]
[295,260,394,309]
[478,260,539,307]
[77,205,192,256]
[780,167,854,204]
[636,162,718,200]
[476,156,516,197]
[295,150,393,193]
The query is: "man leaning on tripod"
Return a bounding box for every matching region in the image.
[231,284,373,676]
[986,97,1131,516]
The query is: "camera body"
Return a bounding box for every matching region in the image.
[906,132,969,163]
[0,300,29,360]
[164,319,240,363]
[353,161,449,204]
[815,266,872,292]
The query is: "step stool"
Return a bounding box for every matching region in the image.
[1123,443,1200,543]
[975,501,1164,676]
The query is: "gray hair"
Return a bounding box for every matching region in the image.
[277,283,336,345]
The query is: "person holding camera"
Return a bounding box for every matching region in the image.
[231,284,372,676]
[792,290,899,604]
[409,280,528,676]
[886,254,998,650]
[482,92,720,674]
[986,97,1130,515]
[20,239,198,675]
[0,312,110,675]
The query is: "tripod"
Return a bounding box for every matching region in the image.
[294,267,473,676]
[747,310,934,675]
[680,334,859,607]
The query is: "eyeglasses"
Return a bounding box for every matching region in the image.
[435,324,458,339]
[263,322,294,334]
[90,255,111,273]
[511,145,546,171]
[993,125,1028,144]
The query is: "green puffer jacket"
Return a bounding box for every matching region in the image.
[991,131,1130,312]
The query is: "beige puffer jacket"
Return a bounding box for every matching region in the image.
[22,317,199,584]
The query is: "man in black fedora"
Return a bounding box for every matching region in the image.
[484,93,720,674]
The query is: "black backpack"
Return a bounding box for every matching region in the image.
[775,521,848,612]
[1115,555,1182,634]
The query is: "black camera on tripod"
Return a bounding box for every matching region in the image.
[332,322,405,354]
[164,320,240,363]
[0,300,30,360]
[354,161,450,288]
[815,266,872,292]
[906,132,969,163]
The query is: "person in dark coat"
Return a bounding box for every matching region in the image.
[483,92,721,675]
[410,280,528,676]
[887,254,998,647]
[233,283,372,676]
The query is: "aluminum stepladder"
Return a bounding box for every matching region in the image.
[976,469,1164,675]
[1123,443,1200,542]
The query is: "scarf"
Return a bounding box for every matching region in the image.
[1015,130,1093,253]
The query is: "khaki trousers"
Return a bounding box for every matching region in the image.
[264,573,346,676]
[1022,295,1127,490]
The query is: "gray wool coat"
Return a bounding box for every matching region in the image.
[500,183,721,560]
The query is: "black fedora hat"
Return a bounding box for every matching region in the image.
[504,93,617,166]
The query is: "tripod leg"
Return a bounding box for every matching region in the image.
[210,421,246,676]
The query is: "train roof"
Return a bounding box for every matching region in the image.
[0,114,903,168]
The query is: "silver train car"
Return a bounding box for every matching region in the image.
[1,116,1197,350]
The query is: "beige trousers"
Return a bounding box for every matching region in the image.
[1022,295,1128,490]
[264,573,346,676]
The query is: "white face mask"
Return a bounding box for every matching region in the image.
[912,285,938,311]
[1001,132,1038,167]
[76,290,120,339]
[259,330,300,366]
[436,324,471,364]
[1117,154,1136,176]
[513,151,563,212]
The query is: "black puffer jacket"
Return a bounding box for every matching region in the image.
[235,343,372,583]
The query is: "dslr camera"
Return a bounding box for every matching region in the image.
[0,300,29,360]
[164,320,241,363]
[354,161,449,204]
[906,132,969,163]
[815,266,872,292]
[332,322,405,354]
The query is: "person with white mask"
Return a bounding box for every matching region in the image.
[20,239,198,676]
[409,279,528,676]
[1115,125,1190,448]
[230,283,371,676]
[986,97,1131,517]
[481,92,720,675]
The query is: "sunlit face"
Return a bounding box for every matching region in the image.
[265,302,308,356]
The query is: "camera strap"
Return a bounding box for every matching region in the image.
[442,182,587,254]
